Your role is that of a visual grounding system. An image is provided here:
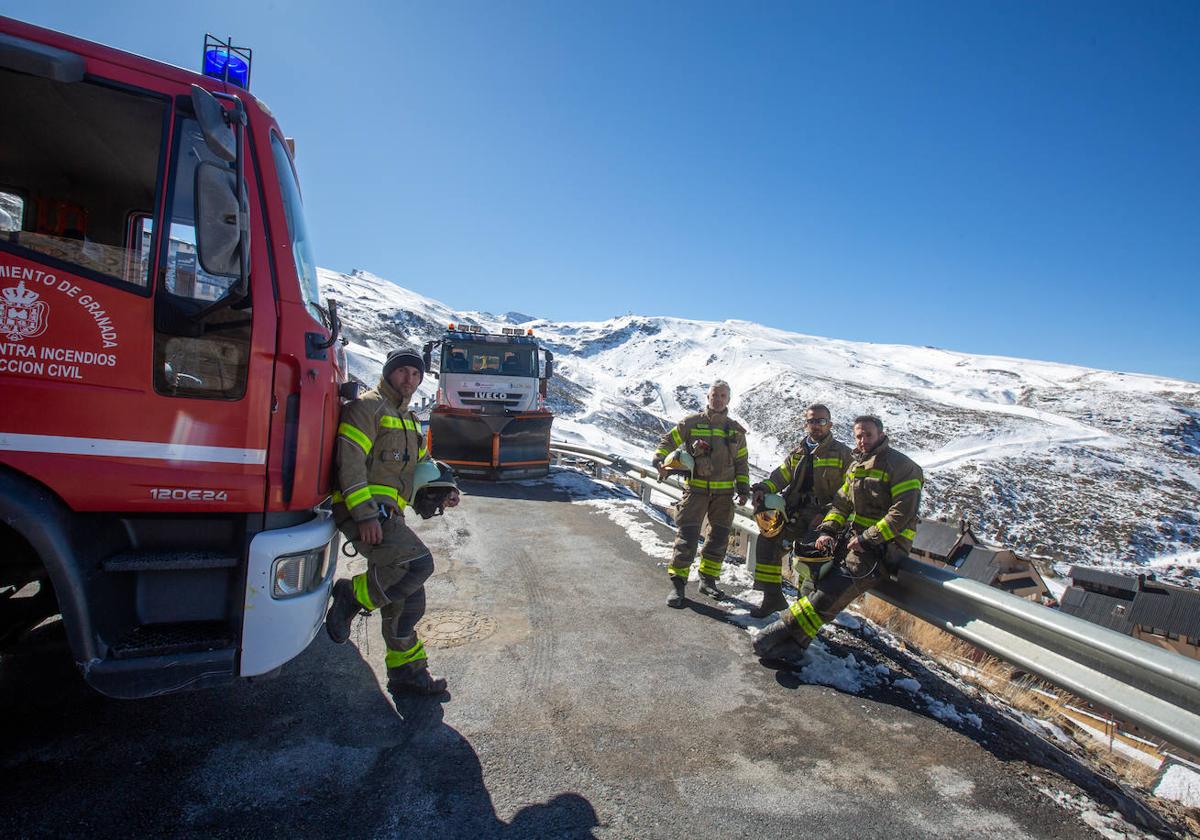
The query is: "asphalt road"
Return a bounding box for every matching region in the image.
[0,472,1158,839]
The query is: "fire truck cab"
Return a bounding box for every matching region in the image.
[0,18,344,698]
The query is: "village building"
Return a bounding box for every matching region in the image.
[1060,567,1200,661]
[909,518,1051,602]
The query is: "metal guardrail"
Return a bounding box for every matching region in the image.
[549,441,1200,756]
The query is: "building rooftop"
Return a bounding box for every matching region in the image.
[1069,565,1140,593]
[912,520,963,560]
[1127,582,1200,639]
[1060,586,1137,635]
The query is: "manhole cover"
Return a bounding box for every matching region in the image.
[416,609,496,649]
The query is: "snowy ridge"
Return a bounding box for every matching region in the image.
[319,267,1200,583]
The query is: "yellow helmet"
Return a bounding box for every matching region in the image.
[754,493,787,538]
[662,447,695,475]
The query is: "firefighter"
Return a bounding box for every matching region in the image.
[652,380,751,608]
[325,349,461,697]
[748,403,853,618]
[752,415,922,659]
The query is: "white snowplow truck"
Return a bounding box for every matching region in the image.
[422,324,554,479]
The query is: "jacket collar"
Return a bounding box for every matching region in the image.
[704,407,729,423]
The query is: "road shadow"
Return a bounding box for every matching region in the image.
[0,619,598,839]
[754,626,1178,837]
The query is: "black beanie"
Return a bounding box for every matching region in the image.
[383,348,425,382]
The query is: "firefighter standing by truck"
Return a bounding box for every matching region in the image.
[753,415,922,659]
[325,349,461,697]
[748,403,853,618]
[652,381,751,608]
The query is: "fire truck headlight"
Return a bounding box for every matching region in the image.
[271,546,329,599]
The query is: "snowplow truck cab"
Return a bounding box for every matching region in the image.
[0,18,347,698]
[422,324,554,479]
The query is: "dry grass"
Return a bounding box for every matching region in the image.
[857,594,1167,792]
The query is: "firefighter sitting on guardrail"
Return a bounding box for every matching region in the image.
[652,380,751,608]
[748,403,853,618]
[325,349,461,698]
[753,415,922,660]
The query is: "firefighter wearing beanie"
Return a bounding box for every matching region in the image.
[325,348,460,698]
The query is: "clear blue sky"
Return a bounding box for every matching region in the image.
[9,1,1199,380]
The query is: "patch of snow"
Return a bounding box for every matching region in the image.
[923,696,984,730]
[894,677,922,694]
[1037,788,1155,840]
[1154,762,1200,808]
[832,612,862,630]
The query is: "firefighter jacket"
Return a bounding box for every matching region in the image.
[654,408,750,495]
[819,436,923,552]
[756,435,853,518]
[333,377,429,523]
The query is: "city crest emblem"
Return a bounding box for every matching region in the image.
[1,281,50,342]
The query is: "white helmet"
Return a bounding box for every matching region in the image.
[662,447,695,475]
[754,493,787,538]
[411,460,458,519]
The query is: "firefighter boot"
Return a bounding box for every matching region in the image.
[387,661,448,697]
[752,615,811,661]
[325,578,363,644]
[666,576,687,608]
[750,585,789,619]
[698,575,725,600]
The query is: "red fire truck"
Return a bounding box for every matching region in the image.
[0,18,346,697]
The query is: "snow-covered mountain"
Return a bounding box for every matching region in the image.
[321,267,1200,584]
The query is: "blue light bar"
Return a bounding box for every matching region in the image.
[204,48,249,88]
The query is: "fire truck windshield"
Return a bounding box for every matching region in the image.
[269,134,322,323]
[443,343,536,377]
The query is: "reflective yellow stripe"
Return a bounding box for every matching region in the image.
[380,416,422,432]
[352,573,376,611]
[655,447,671,457]
[813,458,842,468]
[698,556,724,577]
[736,474,749,484]
[668,566,690,579]
[736,447,748,458]
[763,479,778,493]
[877,519,896,541]
[385,639,428,668]
[671,428,684,447]
[789,597,823,638]
[852,513,876,528]
[368,485,409,510]
[418,446,428,460]
[900,528,916,540]
[689,478,736,490]
[891,478,922,496]
[824,510,847,524]
[345,486,373,508]
[851,468,889,481]
[690,427,738,438]
[754,562,782,584]
[338,422,373,455]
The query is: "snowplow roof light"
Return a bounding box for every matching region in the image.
[202,36,251,89]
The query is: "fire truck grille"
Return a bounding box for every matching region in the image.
[109,622,232,659]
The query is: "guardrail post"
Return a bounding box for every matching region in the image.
[640,483,653,504]
[745,532,757,575]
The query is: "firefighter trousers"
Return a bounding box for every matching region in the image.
[670,490,735,581]
[783,547,890,648]
[338,514,436,669]
[753,506,823,591]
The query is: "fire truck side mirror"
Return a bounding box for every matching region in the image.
[339,381,362,402]
[543,350,554,381]
[422,343,438,379]
[194,162,242,277]
[190,85,236,163]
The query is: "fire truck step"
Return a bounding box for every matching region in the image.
[109,621,232,659]
[102,550,240,573]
